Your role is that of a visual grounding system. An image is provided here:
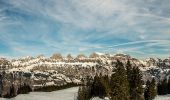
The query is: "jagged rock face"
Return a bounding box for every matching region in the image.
[163,58,170,68]
[18,56,34,62]
[114,54,131,59]
[89,53,100,58]
[0,53,170,97]
[76,54,87,60]
[50,53,63,60]
[145,58,159,67]
[0,58,12,71]
[66,54,74,60]
[36,55,45,59]
[0,71,33,97]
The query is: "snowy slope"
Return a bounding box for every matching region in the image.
[154,94,170,100]
[0,87,79,100]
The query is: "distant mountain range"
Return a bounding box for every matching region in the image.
[0,52,170,98]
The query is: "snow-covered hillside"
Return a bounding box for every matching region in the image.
[154,94,170,100]
[0,53,170,98]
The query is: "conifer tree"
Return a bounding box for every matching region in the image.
[110,60,130,100]
[157,78,168,95]
[162,78,168,94]
[101,75,110,96]
[150,78,157,99]
[98,74,107,98]
[126,60,133,99]
[77,87,83,100]
[91,75,99,97]
[144,80,151,100]
[126,60,132,80]
[167,77,170,94]
[10,84,15,97]
[91,74,107,98]
[131,67,144,100]
[126,60,144,100]
[157,82,163,95]
[144,78,157,100]
[77,86,90,100]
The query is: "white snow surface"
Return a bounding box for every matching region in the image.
[0,87,79,100]
[154,94,170,100]
[0,87,170,100]
[91,97,104,100]
[91,97,110,100]
[78,95,170,100]
[11,57,98,72]
[91,95,170,100]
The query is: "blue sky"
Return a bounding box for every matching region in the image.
[0,0,170,59]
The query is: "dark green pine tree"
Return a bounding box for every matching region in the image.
[77,86,91,100]
[98,73,107,98]
[144,78,157,100]
[10,84,15,97]
[77,86,85,100]
[126,60,133,99]
[91,74,107,98]
[101,75,110,96]
[144,80,151,100]
[167,77,170,94]
[157,78,168,95]
[91,75,100,97]
[126,60,132,79]
[157,82,163,95]
[162,78,168,94]
[110,60,130,100]
[131,67,144,100]
[150,78,157,99]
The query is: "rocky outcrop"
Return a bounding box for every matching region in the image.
[50,53,63,60]
[0,53,170,98]
[0,71,32,98]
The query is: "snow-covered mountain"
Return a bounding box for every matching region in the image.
[0,53,170,97]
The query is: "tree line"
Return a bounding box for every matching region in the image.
[157,77,170,95]
[2,83,31,98]
[34,82,79,92]
[77,60,157,100]
[2,82,80,98]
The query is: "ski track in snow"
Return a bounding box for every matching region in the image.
[0,87,79,100]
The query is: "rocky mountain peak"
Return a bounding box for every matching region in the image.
[50,53,63,60]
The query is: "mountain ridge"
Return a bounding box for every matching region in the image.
[0,53,170,98]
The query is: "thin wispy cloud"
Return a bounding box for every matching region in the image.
[0,0,170,58]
